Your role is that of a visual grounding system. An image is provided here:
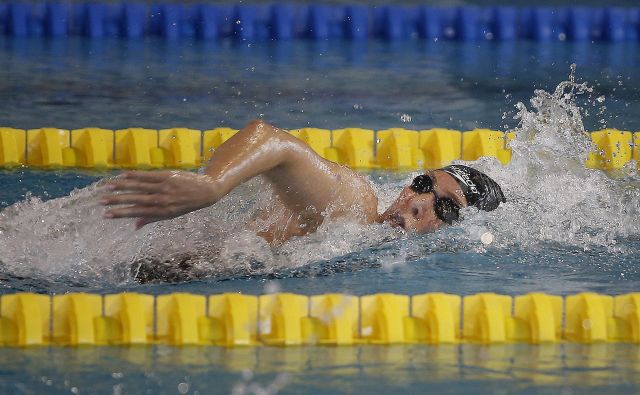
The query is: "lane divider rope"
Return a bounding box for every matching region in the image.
[0,127,635,170]
[0,291,638,346]
[1,4,637,43]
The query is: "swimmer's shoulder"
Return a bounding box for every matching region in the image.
[328,164,379,223]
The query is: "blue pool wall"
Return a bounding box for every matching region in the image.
[1,3,639,42]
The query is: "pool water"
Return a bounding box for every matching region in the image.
[1,344,640,395]
[1,37,640,394]
[2,38,640,132]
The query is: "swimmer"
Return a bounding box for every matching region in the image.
[101,120,505,244]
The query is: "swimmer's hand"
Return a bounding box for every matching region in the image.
[100,171,219,229]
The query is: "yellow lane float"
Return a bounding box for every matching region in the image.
[1,126,637,171]
[1,291,639,347]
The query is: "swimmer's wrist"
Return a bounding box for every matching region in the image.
[203,175,225,206]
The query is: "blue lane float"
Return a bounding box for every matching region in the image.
[44,2,68,37]
[121,3,145,38]
[491,7,517,41]
[6,2,29,37]
[2,3,640,42]
[195,5,218,40]
[604,8,626,42]
[80,3,106,38]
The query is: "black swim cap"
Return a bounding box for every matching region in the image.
[440,165,506,211]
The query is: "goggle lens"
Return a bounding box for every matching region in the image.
[410,174,434,194]
[410,175,460,225]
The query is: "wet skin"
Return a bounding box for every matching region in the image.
[101,120,467,243]
[380,171,468,233]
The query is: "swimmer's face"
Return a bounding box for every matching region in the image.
[382,171,467,233]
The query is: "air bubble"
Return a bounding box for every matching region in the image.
[481,232,494,245]
[264,280,281,294]
[178,382,190,394]
[241,369,254,381]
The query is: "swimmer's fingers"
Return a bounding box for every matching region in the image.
[105,180,160,193]
[119,170,176,182]
[100,193,160,206]
[103,205,167,220]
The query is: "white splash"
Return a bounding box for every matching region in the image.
[458,65,640,252]
[1,67,639,285]
[0,182,146,284]
[0,175,399,285]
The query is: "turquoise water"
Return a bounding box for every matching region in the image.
[2,37,640,394]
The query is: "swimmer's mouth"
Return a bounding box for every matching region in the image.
[387,213,405,230]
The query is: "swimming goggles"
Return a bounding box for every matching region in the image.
[410,174,461,225]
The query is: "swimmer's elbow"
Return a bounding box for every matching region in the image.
[246,118,268,129]
[241,119,318,172]
[243,119,290,145]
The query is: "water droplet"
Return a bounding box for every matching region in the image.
[264,280,280,294]
[241,369,254,381]
[178,382,190,394]
[481,232,494,245]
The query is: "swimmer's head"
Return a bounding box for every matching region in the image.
[439,165,507,212]
[382,165,506,233]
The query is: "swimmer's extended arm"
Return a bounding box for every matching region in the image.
[101,120,378,229]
